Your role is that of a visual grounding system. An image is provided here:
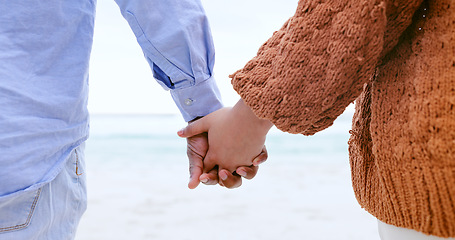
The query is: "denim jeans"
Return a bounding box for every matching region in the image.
[0,143,87,240]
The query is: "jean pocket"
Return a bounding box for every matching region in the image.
[0,188,42,233]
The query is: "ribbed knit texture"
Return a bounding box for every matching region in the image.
[231,0,455,237]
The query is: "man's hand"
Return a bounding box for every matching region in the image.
[186,132,211,189]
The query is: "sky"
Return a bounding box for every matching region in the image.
[88,0,297,115]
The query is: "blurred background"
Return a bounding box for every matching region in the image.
[77,0,379,239]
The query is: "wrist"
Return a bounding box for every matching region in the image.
[234,99,273,135]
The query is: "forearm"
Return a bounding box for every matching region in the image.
[232,0,423,135]
[231,0,389,135]
[115,0,222,121]
[115,0,214,84]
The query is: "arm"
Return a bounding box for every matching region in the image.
[231,0,423,135]
[181,0,424,185]
[114,0,222,120]
[114,0,265,188]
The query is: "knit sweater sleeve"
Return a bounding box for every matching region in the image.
[230,0,422,134]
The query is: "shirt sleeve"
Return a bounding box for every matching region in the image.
[114,0,223,121]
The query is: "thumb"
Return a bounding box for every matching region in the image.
[177,117,209,138]
[202,151,217,173]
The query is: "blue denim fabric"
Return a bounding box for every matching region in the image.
[0,144,87,240]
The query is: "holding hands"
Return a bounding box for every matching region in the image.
[179,99,273,189]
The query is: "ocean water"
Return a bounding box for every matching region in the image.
[86,110,353,166]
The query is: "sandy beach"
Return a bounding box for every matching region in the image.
[76,163,380,240]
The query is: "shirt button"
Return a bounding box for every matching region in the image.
[184,98,194,106]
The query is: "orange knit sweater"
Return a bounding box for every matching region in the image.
[231,0,455,237]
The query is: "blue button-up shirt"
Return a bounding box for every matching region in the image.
[0,0,222,197]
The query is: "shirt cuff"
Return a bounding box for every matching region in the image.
[170,76,223,122]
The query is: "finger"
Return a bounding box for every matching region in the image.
[218,169,242,189]
[235,165,259,180]
[253,145,268,166]
[202,152,217,173]
[199,168,219,185]
[177,118,209,138]
[188,164,202,189]
[187,152,204,190]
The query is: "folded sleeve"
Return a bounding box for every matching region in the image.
[230,0,422,134]
[115,0,223,121]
